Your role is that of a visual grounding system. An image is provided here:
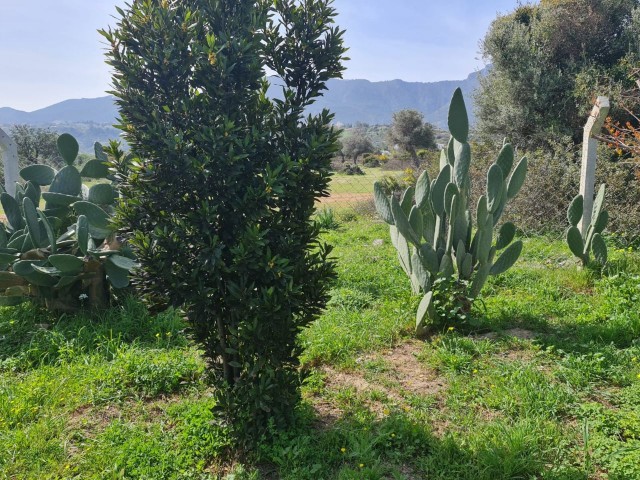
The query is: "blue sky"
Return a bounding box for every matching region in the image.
[0,0,520,111]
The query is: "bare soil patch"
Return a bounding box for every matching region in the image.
[319,192,372,204]
[313,340,446,421]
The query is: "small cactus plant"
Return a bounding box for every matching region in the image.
[0,133,136,311]
[374,88,527,336]
[566,184,608,266]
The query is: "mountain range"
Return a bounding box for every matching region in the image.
[0,69,485,151]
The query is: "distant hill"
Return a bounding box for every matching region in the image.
[0,97,121,153]
[0,69,486,151]
[268,69,485,127]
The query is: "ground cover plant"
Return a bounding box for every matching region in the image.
[2,215,640,478]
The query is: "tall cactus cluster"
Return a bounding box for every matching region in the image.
[0,133,136,311]
[566,184,608,266]
[374,88,528,336]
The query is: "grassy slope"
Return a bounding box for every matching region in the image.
[1,220,640,479]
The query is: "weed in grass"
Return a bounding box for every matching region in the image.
[315,208,341,231]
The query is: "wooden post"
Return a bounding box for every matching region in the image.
[579,96,610,234]
[0,127,19,196]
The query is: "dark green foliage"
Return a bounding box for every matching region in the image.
[102,0,346,444]
[476,0,640,148]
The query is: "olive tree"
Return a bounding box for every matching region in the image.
[387,109,436,166]
[342,128,374,164]
[102,0,346,443]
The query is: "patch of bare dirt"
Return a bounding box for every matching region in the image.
[377,340,446,396]
[314,340,446,421]
[474,328,539,341]
[318,192,372,204]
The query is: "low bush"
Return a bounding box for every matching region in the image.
[343,163,365,175]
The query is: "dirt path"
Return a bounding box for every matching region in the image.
[319,192,372,204]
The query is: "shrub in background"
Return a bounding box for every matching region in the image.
[0,133,135,311]
[103,0,345,444]
[342,163,365,175]
[374,89,527,335]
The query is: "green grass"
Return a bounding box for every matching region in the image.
[2,219,640,478]
[328,167,390,195]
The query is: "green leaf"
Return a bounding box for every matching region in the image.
[88,184,115,205]
[105,259,130,289]
[1,193,25,231]
[57,133,79,165]
[22,197,41,248]
[48,254,84,274]
[72,201,111,230]
[20,164,56,186]
[430,164,451,217]
[106,254,138,271]
[496,143,514,175]
[567,194,583,227]
[591,233,607,265]
[490,240,522,276]
[37,210,56,254]
[80,159,110,179]
[391,195,421,246]
[591,184,606,226]
[373,182,393,225]
[414,170,431,210]
[77,215,89,256]
[49,165,82,196]
[453,141,471,189]
[495,222,516,249]
[486,164,504,213]
[566,226,584,259]
[94,142,108,163]
[448,88,469,143]
[507,156,528,200]
[0,252,19,264]
[416,291,435,338]
[400,186,414,216]
[593,209,608,234]
[42,192,79,207]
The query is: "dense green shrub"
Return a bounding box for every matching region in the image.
[103,0,345,444]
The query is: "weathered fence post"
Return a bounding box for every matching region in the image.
[579,96,610,234]
[0,127,19,196]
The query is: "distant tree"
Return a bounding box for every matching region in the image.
[387,109,436,166]
[342,128,374,164]
[10,125,61,167]
[476,0,640,148]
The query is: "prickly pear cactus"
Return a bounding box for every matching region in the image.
[566,184,608,267]
[0,134,136,311]
[374,88,527,336]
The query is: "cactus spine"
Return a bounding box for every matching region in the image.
[566,184,608,266]
[374,88,527,336]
